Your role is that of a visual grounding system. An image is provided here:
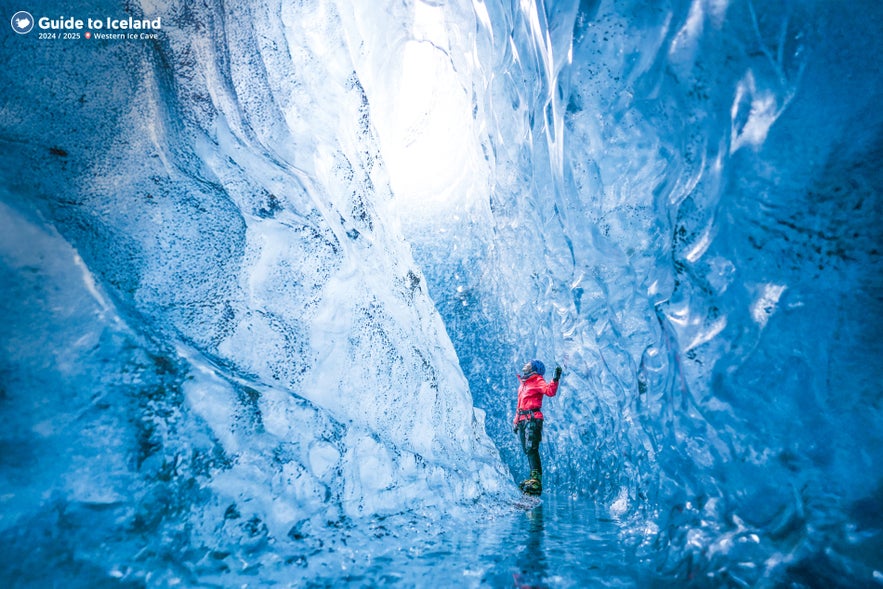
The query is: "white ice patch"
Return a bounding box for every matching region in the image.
[669,0,704,63]
[663,296,727,352]
[730,71,781,153]
[308,442,341,480]
[707,0,729,28]
[706,256,736,294]
[610,487,630,517]
[750,283,786,328]
[72,253,112,316]
[179,348,241,453]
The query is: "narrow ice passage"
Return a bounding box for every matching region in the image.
[1,0,881,586]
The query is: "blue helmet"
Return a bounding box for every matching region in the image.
[529,360,545,377]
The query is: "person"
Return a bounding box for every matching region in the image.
[513,360,561,495]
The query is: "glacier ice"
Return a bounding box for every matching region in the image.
[1,0,882,586]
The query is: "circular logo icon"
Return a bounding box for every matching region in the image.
[11,11,34,34]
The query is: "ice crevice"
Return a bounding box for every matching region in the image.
[1,0,881,586]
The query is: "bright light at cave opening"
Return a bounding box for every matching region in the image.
[381,2,481,215]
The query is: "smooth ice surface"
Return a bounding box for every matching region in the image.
[1,0,882,586]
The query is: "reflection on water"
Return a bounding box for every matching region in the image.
[336,492,656,588]
[471,493,652,588]
[512,504,548,588]
[104,488,671,587]
[279,487,880,587]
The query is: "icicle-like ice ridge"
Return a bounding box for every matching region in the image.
[557,1,882,584]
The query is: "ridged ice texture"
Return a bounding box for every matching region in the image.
[378,0,883,584]
[563,2,882,584]
[0,0,513,585]
[342,0,883,584]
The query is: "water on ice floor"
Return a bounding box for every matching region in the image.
[468,494,651,589]
[290,493,655,588]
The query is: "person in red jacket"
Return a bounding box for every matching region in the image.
[513,359,561,495]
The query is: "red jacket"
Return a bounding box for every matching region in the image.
[513,373,558,425]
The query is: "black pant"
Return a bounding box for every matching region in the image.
[517,418,543,474]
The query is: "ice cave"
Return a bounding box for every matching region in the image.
[1,0,881,586]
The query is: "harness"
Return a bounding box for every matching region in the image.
[517,409,542,418]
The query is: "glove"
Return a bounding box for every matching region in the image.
[553,366,562,382]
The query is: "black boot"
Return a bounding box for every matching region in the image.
[521,470,542,495]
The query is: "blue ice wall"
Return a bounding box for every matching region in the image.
[413,0,883,583]
[1,0,881,586]
[349,0,883,582]
[0,0,512,584]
